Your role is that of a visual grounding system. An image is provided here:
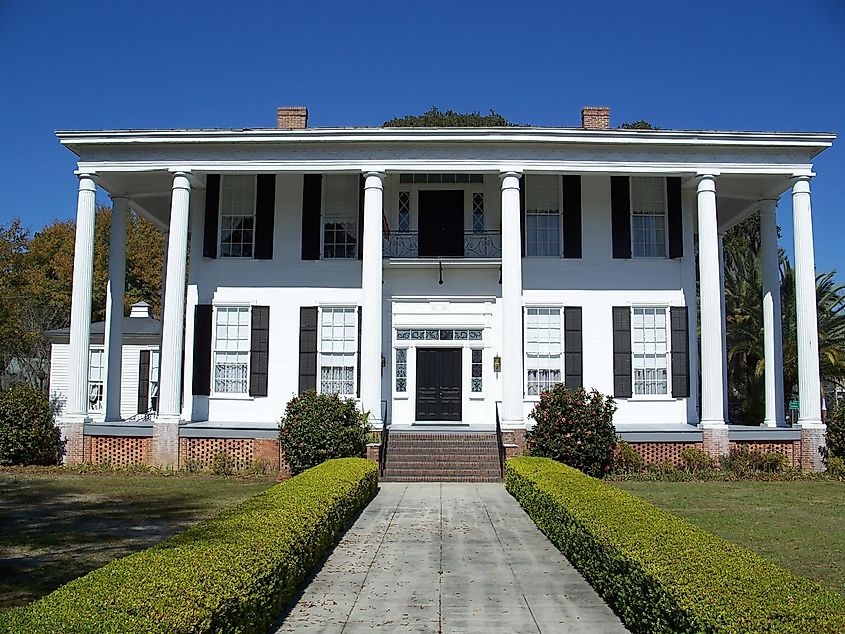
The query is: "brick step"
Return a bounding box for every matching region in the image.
[383,468,502,477]
[381,475,502,482]
[387,447,499,457]
[388,438,498,443]
[385,462,500,469]
[388,442,498,448]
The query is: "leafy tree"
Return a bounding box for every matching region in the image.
[619,120,659,130]
[0,208,164,391]
[384,106,516,127]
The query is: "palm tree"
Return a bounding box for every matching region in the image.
[723,214,845,424]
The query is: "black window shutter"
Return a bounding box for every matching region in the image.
[358,174,365,261]
[249,306,270,397]
[519,175,526,257]
[611,176,632,259]
[562,175,582,259]
[564,307,583,389]
[671,306,690,398]
[301,174,322,260]
[203,174,220,258]
[356,307,362,397]
[299,307,318,393]
[254,175,276,260]
[667,177,684,259]
[192,305,213,396]
[137,349,150,414]
[612,307,633,398]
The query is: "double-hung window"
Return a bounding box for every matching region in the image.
[319,307,357,396]
[213,306,250,395]
[632,307,669,395]
[525,307,562,395]
[323,175,358,259]
[88,348,105,412]
[631,177,667,257]
[219,175,256,258]
[525,175,561,257]
[149,350,160,411]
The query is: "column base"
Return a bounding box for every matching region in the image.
[152,416,181,468]
[761,419,781,428]
[799,423,826,472]
[700,425,729,461]
[60,414,90,465]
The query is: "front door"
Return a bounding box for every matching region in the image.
[418,190,464,257]
[415,348,462,421]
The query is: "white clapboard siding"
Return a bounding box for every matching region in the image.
[49,343,70,418]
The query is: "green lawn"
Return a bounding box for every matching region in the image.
[616,480,845,597]
[0,471,273,611]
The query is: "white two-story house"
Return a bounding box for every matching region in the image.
[55,106,834,471]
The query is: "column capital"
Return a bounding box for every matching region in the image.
[758,198,778,215]
[110,194,131,205]
[499,170,523,180]
[362,171,385,187]
[694,174,717,192]
[76,173,98,191]
[791,175,812,194]
[171,171,192,191]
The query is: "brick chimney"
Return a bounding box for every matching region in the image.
[581,106,610,130]
[277,106,308,129]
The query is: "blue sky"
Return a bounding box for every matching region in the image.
[1,0,842,273]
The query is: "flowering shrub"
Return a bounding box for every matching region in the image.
[526,385,617,477]
[279,391,368,475]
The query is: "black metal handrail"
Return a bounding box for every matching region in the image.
[383,230,502,258]
[495,401,505,479]
[379,400,389,477]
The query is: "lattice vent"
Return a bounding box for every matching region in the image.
[182,438,254,470]
[89,436,152,466]
[627,442,703,465]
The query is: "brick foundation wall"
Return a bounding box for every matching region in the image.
[800,427,826,472]
[62,420,85,466]
[502,429,526,459]
[179,437,281,471]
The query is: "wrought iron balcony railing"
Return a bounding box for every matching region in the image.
[383,231,502,259]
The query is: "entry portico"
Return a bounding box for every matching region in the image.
[57,107,834,470]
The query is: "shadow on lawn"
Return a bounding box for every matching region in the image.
[0,475,266,610]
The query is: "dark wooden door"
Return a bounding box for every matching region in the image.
[418,190,464,257]
[415,348,462,421]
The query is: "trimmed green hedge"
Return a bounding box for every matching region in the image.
[506,456,845,633]
[0,458,378,633]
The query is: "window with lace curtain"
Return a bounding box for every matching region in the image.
[319,307,357,396]
[213,306,250,394]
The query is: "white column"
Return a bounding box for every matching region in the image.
[681,187,700,424]
[718,232,729,422]
[792,177,823,428]
[66,174,98,419]
[361,171,385,427]
[500,171,523,426]
[696,175,726,427]
[157,172,191,420]
[760,199,785,427]
[103,196,129,421]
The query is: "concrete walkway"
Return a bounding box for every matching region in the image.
[273,483,628,633]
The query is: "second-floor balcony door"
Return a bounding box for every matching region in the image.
[418,190,464,257]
